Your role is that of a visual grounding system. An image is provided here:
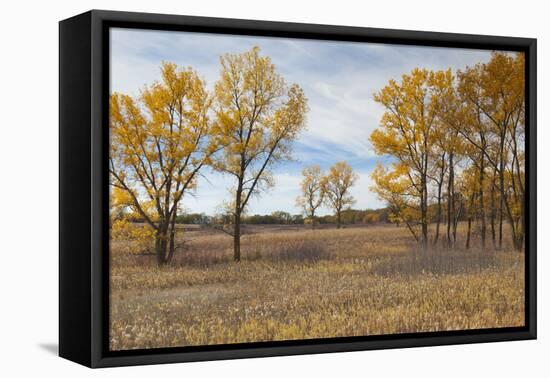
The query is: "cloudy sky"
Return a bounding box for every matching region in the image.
[110,28,493,216]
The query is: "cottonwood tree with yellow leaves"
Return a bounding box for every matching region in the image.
[370,68,441,251]
[109,63,220,265]
[324,161,358,229]
[456,52,525,250]
[296,165,326,229]
[211,47,308,261]
[429,69,466,247]
[370,52,525,252]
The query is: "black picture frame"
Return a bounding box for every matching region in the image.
[59,9,537,368]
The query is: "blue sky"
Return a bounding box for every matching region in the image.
[110,28,493,215]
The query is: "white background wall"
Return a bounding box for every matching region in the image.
[0,0,546,376]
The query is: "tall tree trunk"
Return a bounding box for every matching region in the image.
[498,196,504,249]
[465,192,476,250]
[336,208,342,229]
[466,216,472,250]
[166,212,177,264]
[155,222,169,266]
[498,131,506,249]
[155,236,163,265]
[512,119,525,251]
[233,214,241,262]
[508,147,524,251]
[420,173,428,252]
[433,198,442,246]
[478,152,486,250]
[502,191,520,251]
[446,153,455,248]
[433,158,444,246]
[490,171,497,248]
[233,176,244,262]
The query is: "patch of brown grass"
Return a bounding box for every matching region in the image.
[109,224,525,350]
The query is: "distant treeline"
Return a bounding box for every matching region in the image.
[172,208,391,226]
[116,204,474,227]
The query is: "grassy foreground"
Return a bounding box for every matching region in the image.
[109,224,524,350]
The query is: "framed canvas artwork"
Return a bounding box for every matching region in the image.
[59,10,536,367]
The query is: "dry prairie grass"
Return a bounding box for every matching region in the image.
[109,224,524,350]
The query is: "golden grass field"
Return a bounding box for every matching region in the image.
[109,223,524,351]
